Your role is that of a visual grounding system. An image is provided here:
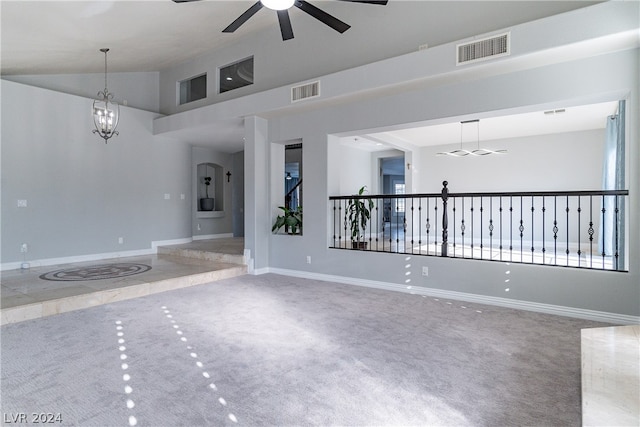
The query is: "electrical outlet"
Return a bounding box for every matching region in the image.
[180,194,185,200]
[197,223,201,231]
[21,243,28,253]
[306,256,311,264]
[17,199,27,208]
[118,237,124,244]
[422,266,429,276]
[164,193,170,200]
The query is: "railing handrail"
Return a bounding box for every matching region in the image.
[330,189,628,200]
[329,181,628,271]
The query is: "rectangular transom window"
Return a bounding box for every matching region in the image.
[219,56,254,94]
[179,73,207,105]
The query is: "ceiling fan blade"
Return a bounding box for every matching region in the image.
[294,0,350,34]
[222,1,263,33]
[337,0,388,4]
[277,10,294,41]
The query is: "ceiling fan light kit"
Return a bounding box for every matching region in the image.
[261,0,295,10]
[174,0,387,41]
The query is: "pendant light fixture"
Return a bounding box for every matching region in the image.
[437,119,506,157]
[92,48,119,143]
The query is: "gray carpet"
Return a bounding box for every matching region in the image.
[1,273,607,426]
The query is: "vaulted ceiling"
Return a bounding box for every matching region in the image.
[1,0,600,75]
[2,1,616,152]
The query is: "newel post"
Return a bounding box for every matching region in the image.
[441,181,449,257]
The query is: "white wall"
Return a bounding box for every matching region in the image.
[0,80,191,268]
[419,129,605,193]
[3,72,160,113]
[337,144,373,196]
[157,1,595,115]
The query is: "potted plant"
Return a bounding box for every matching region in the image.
[348,186,374,249]
[200,175,214,211]
[272,205,303,235]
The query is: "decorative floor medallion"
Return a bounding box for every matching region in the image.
[40,263,152,282]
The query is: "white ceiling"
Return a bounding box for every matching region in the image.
[0,0,276,75]
[370,101,619,148]
[1,0,601,76]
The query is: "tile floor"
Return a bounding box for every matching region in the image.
[0,238,246,325]
[581,324,640,426]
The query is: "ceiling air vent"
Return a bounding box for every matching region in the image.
[457,32,510,65]
[291,81,320,103]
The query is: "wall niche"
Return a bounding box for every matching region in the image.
[197,162,224,217]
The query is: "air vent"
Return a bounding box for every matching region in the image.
[291,81,320,103]
[456,32,510,65]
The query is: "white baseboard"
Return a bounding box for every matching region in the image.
[193,233,234,241]
[2,237,198,271]
[265,268,640,326]
[151,238,193,250]
[1,248,155,272]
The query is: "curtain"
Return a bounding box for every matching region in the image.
[599,100,625,266]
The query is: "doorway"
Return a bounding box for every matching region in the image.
[380,156,405,240]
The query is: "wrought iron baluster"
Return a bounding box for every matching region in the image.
[461,197,466,258]
[333,199,337,248]
[403,195,408,254]
[480,197,484,259]
[418,197,423,254]
[410,197,415,254]
[577,197,582,267]
[519,196,524,263]
[601,195,606,268]
[615,195,620,270]
[375,199,379,251]
[553,197,558,265]
[489,197,493,259]
[588,196,594,268]
[509,196,513,262]
[542,197,546,264]
[566,196,570,266]
[531,196,535,263]
[341,201,346,248]
[499,197,503,261]
[470,198,474,253]
[453,197,457,257]
[434,200,439,255]
[426,198,431,255]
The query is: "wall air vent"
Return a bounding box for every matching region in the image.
[456,32,510,65]
[291,81,320,103]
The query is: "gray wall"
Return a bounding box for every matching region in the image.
[1,80,190,266]
[264,48,639,317]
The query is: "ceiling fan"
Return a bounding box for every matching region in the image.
[173,0,388,41]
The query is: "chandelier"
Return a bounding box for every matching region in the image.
[92,48,119,143]
[437,119,506,157]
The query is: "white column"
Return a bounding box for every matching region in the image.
[244,116,270,273]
